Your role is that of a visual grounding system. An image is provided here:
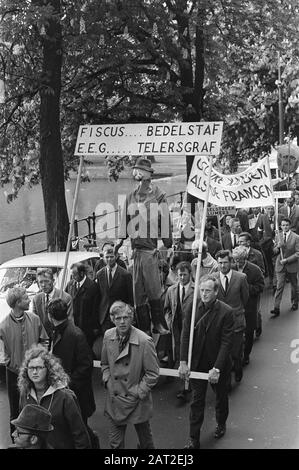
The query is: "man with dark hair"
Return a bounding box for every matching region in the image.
[32,267,73,338]
[10,404,53,449]
[216,250,249,383]
[221,218,242,251]
[101,300,159,449]
[271,217,299,317]
[95,244,134,336]
[179,275,234,449]
[238,232,265,275]
[0,287,48,438]
[164,261,194,400]
[93,241,127,276]
[118,157,172,336]
[66,262,100,348]
[232,246,264,365]
[279,197,299,234]
[48,298,99,448]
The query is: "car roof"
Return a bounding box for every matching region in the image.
[0,251,99,269]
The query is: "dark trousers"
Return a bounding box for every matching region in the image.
[189,374,230,442]
[244,328,254,359]
[107,416,155,449]
[6,368,20,437]
[231,331,244,373]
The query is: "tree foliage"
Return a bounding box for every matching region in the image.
[0,0,299,200]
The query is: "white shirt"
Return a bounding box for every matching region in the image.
[106,264,117,280]
[231,232,238,247]
[219,270,232,291]
[179,282,190,303]
[283,230,290,243]
[78,275,86,289]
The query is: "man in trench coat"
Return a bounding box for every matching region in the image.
[101,301,159,449]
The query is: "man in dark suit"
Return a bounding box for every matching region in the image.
[65,262,100,348]
[95,245,134,335]
[232,246,264,365]
[48,298,99,449]
[221,218,242,252]
[271,217,299,317]
[179,275,234,449]
[256,205,280,287]
[215,250,249,383]
[32,268,73,339]
[237,232,265,275]
[164,261,194,401]
[279,196,299,234]
[93,241,127,278]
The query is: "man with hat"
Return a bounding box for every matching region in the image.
[118,157,172,336]
[10,404,54,449]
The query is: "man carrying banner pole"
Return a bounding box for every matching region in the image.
[178,156,234,449]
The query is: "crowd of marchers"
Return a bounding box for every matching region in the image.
[1,157,299,450]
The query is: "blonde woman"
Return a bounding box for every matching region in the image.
[18,344,91,449]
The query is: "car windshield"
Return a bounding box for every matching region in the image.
[0,267,61,294]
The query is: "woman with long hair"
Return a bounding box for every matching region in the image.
[18,344,91,449]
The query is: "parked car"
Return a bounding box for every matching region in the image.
[0,251,100,364]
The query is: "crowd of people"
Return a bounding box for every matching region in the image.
[1,157,298,450]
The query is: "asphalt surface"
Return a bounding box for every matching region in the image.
[0,281,299,449]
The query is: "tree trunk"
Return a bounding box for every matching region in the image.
[39,0,69,251]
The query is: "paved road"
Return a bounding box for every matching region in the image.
[0,283,299,449]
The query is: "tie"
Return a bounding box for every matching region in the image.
[224,275,229,294]
[284,233,287,244]
[108,269,113,287]
[233,234,237,248]
[181,286,185,304]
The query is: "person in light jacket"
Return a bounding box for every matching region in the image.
[101,301,159,449]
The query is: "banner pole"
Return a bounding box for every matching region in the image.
[60,155,84,295]
[266,155,282,258]
[186,155,213,385]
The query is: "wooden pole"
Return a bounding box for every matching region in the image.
[217,213,222,247]
[60,155,84,294]
[278,52,284,145]
[186,156,213,379]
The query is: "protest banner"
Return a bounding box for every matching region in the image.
[274,191,292,199]
[207,205,235,216]
[187,155,275,208]
[74,122,223,157]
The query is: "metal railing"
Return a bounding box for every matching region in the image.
[0,191,185,258]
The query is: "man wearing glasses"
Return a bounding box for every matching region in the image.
[10,404,53,449]
[101,301,159,449]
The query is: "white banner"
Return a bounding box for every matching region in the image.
[187,155,275,208]
[74,122,223,157]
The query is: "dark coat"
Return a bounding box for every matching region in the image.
[221,232,235,251]
[21,385,91,449]
[242,261,265,330]
[180,299,234,374]
[94,257,127,278]
[164,282,195,362]
[65,277,101,347]
[206,236,222,258]
[96,265,134,326]
[247,247,265,275]
[52,320,96,419]
[216,270,249,332]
